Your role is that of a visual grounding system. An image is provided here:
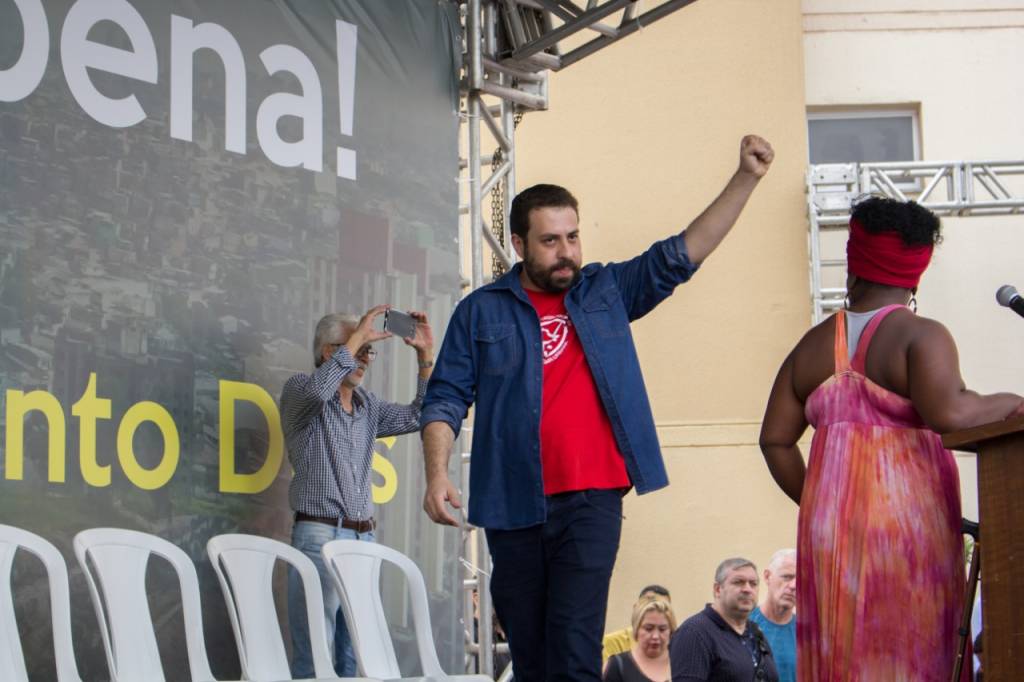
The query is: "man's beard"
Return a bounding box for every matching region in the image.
[342,362,367,387]
[522,248,580,293]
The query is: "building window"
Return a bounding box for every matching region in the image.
[807,108,919,165]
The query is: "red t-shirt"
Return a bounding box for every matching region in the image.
[526,289,631,494]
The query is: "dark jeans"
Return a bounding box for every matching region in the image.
[486,489,624,682]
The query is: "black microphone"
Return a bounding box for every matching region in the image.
[996,285,1024,319]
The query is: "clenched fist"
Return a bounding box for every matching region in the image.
[739,134,774,179]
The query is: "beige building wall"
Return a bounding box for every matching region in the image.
[804,0,1024,523]
[512,0,810,626]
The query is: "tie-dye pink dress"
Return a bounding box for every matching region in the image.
[797,305,965,681]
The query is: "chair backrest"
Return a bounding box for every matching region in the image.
[206,533,335,681]
[72,528,215,682]
[0,525,82,682]
[321,539,445,679]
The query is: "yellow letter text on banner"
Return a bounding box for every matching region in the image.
[372,436,398,504]
[71,372,112,487]
[117,401,180,490]
[219,380,283,494]
[5,389,66,482]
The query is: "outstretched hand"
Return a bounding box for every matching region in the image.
[739,134,774,179]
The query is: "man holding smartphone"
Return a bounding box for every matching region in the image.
[421,136,774,681]
[281,304,433,677]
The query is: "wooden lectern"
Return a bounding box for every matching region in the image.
[943,415,1024,681]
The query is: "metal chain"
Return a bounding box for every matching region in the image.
[490,111,524,279]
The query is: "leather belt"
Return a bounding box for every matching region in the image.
[295,512,376,533]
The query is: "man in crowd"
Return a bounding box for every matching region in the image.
[749,549,796,682]
[670,558,778,681]
[281,306,434,677]
[420,135,774,681]
[603,585,673,665]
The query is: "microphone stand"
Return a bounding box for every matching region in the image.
[952,518,980,682]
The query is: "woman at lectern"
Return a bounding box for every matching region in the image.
[759,196,1024,681]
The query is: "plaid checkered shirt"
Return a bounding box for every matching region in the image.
[281,345,425,521]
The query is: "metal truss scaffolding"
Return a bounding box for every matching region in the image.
[807,160,1024,323]
[458,0,700,289]
[454,1,698,676]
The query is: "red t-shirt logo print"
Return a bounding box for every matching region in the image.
[525,289,630,494]
[540,314,570,364]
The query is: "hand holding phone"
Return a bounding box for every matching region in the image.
[383,309,419,340]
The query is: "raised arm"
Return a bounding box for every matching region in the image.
[908,318,1024,433]
[605,135,774,321]
[683,134,774,265]
[759,351,808,505]
[376,311,434,437]
[281,349,355,435]
[281,305,391,434]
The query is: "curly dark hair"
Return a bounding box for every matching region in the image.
[850,196,942,247]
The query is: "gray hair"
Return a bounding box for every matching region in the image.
[714,557,757,585]
[767,548,796,572]
[313,313,359,366]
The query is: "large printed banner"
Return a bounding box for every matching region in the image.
[0,0,463,677]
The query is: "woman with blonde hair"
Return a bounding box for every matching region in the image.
[603,598,675,682]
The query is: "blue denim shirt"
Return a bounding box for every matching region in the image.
[421,234,699,529]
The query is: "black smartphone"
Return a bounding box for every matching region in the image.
[383,309,418,339]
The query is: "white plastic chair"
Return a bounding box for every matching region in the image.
[73,528,216,682]
[321,539,492,682]
[0,525,82,682]
[206,533,379,682]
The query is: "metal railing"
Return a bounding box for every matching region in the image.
[807,159,1024,323]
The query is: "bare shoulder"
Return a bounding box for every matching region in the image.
[788,314,839,400]
[909,311,952,334]
[790,314,837,362]
[868,309,958,379]
[902,312,959,355]
[888,309,954,344]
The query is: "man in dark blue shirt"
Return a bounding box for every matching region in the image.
[421,136,775,681]
[671,558,779,682]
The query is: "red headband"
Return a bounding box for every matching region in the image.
[846,217,933,288]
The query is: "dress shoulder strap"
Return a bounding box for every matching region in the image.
[850,304,906,374]
[833,310,849,374]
